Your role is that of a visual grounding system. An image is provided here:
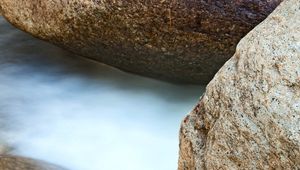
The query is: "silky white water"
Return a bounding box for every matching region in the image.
[0,17,204,170]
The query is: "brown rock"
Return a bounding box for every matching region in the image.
[0,0,281,84]
[179,0,300,168]
[0,155,67,170]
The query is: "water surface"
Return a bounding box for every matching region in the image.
[0,17,204,170]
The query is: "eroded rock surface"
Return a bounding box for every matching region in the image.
[0,155,67,170]
[0,0,281,84]
[179,0,300,168]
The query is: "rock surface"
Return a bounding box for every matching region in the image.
[0,155,67,170]
[0,0,281,84]
[179,0,300,169]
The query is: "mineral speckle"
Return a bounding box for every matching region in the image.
[179,0,300,168]
[0,0,281,84]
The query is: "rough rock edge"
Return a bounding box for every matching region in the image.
[0,155,67,170]
[179,0,300,169]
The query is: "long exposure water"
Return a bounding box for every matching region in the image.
[0,17,204,170]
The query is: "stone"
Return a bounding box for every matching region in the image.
[0,155,67,170]
[178,0,300,169]
[0,0,281,84]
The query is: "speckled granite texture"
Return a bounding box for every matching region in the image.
[179,0,300,168]
[0,0,281,84]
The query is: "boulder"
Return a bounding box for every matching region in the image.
[179,0,300,169]
[0,155,67,170]
[0,0,281,84]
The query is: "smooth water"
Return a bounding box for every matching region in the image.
[0,17,204,170]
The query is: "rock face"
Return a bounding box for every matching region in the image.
[179,0,300,169]
[0,155,67,170]
[0,0,281,84]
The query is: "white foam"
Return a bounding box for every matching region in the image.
[0,17,204,170]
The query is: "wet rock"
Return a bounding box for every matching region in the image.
[179,0,300,168]
[0,0,281,84]
[0,155,67,170]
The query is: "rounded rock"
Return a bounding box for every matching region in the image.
[0,155,67,170]
[0,0,281,84]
